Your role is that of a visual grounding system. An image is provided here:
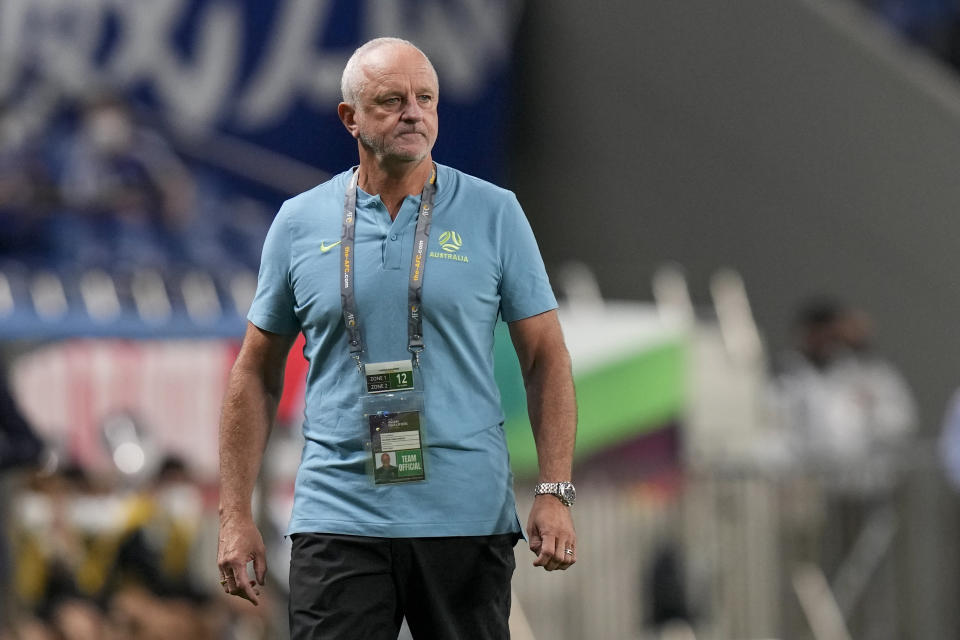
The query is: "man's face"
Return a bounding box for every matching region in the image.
[351,45,439,164]
[381,453,391,467]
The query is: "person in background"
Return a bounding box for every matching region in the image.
[773,298,917,476]
[53,95,196,270]
[110,456,206,599]
[9,465,110,640]
[0,106,60,263]
[771,297,917,640]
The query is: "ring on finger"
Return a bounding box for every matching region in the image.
[564,548,574,555]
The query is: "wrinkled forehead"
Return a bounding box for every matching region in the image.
[360,44,438,91]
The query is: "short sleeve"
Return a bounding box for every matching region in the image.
[498,193,558,322]
[247,205,301,335]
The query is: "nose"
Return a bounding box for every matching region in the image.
[401,94,424,122]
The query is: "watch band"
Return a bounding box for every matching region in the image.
[535,481,576,506]
[535,482,561,495]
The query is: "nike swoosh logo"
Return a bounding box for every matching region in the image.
[320,240,342,253]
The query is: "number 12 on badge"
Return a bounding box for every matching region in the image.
[364,360,415,394]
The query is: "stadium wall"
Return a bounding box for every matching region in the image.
[511,0,960,438]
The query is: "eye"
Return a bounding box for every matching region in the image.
[417,94,434,103]
[383,97,401,105]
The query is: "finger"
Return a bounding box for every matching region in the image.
[546,538,575,572]
[253,552,268,586]
[224,572,240,597]
[230,564,260,606]
[234,580,262,604]
[528,535,542,555]
[533,534,557,568]
[218,555,236,592]
[546,546,564,571]
[542,534,565,571]
[559,542,576,569]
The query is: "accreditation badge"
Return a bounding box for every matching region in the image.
[362,360,427,485]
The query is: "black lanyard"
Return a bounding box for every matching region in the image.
[340,166,437,372]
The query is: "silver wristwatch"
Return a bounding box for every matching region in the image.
[534,481,576,506]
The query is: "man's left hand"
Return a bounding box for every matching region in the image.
[527,495,577,571]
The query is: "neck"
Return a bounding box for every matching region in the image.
[357,153,433,219]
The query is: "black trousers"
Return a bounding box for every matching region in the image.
[289,532,519,640]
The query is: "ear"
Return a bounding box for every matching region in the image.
[338,102,360,140]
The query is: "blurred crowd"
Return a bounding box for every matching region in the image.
[0,358,282,640]
[0,93,270,276]
[0,457,280,640]
[0,86,289,639]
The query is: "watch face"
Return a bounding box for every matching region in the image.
[559,482,576,505]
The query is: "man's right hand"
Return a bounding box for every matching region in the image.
[217,513,267,606]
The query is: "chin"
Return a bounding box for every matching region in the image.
[391,139,432,159]
[387,149,428,164]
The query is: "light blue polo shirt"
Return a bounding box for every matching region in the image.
[248,163,557,538]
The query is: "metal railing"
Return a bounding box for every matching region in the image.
[511,441,956,640]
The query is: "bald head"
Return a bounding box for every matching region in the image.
[341,37,439,106]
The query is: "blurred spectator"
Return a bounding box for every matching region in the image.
[772,298,918,481]
[6,458,242,640]
[109,456,207,599]
[104,455,274,639]
[10,465,112,638]
[4,437,287,639]
[50,94,197,270]
[771,298,916,640]
[0,87,276,332]
[0,106,60,264]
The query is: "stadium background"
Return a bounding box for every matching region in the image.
[2,0,960,638]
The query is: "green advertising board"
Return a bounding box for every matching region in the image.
[494,304,688,477]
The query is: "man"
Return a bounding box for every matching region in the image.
[771,298,916,640]
[773,299,917,468]
[374,452,398,482]
[217,37,577,639]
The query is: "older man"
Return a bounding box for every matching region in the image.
[217,37,577,639]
